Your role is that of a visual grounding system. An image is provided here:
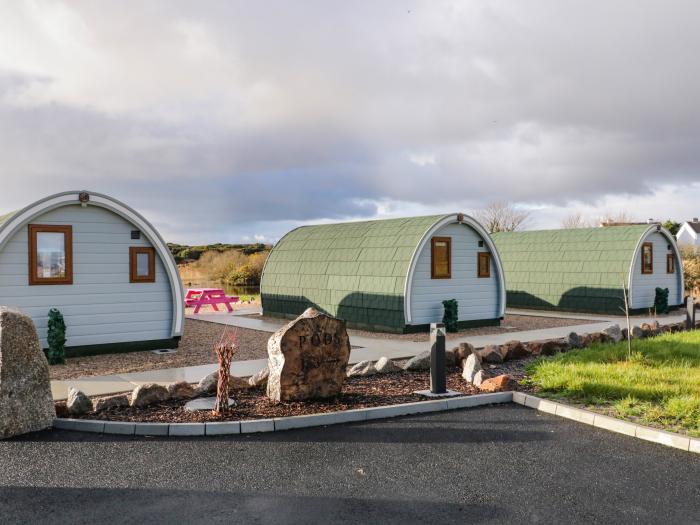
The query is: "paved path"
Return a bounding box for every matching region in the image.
[51,310,685,400]
[2,405,698,524]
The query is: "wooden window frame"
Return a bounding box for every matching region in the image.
[641,242,654,274]
[431,237,452,279]
[478,252,491,278]
[667,253,675,274]
[130,247,156,283]
[28,224,73,285]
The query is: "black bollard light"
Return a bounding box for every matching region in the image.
[687,296,696,330]
[430,322,447,394]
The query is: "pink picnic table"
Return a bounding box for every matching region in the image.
[185,288,240,314]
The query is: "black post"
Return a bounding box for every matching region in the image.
[687,296,696,330]
[430,322,446,394]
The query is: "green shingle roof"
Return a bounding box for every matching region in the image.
[261,215,445,331]
[492,225,650,314]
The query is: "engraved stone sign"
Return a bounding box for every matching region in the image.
[267,308,351,403]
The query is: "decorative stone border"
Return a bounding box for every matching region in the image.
[513,392,700,454]
[52,392,513,436]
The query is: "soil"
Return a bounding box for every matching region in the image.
[57,369,495,423]
[49,319,270,381]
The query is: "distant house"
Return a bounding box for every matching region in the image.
[261,213,506,332]
[0,191,184,356]
[492,224,684,315]
[676,219,700,246]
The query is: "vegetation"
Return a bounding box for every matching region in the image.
[681,246,700,294]
[525,331,700,436]
[185,249,269,286]
[168,242,269,264]
[442,299,458,333]
[47,308,67,365]
[662,219,681,236]
[475,201,530,233]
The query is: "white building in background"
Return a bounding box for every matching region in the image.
[677,219,700,246]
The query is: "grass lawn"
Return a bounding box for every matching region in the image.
[524,330,700,436]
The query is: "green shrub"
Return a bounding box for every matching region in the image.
[47,308,67,365]
[654,287,669,314]
[442,299,458,333]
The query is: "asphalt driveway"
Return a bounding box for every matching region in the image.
[0,404,698,524]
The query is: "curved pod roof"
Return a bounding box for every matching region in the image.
[0,191,185,337]
[492,225,683,313]
[261,213,505,330]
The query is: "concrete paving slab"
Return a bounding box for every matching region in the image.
[524,396,558,414]
[364,400,448,420]
[273,410,367,431]
[690,438,700,454]
[205,422,241,435]
[169,423,206,437]
[555,404,596,425]
[635,425,691,451]
[240,419,274,433]
[134,423,170,436]
[52,380,135,401]
[593,414,637,437]
[103,421,135,435]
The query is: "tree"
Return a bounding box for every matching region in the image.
[662,220,681,236]
[599,211,636,226]
[561,213,594,229]
[474,201,530,233]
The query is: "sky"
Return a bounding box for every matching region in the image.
[0,1,699,244]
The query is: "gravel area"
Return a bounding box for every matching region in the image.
[49,319,270,381]
[57,369,482,422]
[351,314,594,342]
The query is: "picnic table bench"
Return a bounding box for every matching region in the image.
[185,288,239,314]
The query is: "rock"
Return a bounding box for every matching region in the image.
[185,397,235,412]
[267,308,351,402]
[444,347,457,367]
[130,383,170,408]
[540,340,569,356]
[587,332,612,345]
[248,367,270,388]
[631,325,644,339]
[567,332,583,349]
[477,345,502,363]
[479,374,515,393]
[650,320,660,331]
[348,360,376,377]
[472,369,490,387]
[453,342,476,366]
[621,328,629,340]
[604,324,623,343]
[403,351,431,371]
[196,371,250,395]
[67,388,92,416]
[167,381,196,400]
[501,340,528,360]
[461,353,482,383]
[526,341,544,356]
[94,394,129,413]
[0,307,55,438]
[374,357,402,374]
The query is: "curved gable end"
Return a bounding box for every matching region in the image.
[493,225,683,314]
[0,191,184,353]
[261,213,505,332]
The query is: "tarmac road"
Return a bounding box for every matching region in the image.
[0,404,698,524]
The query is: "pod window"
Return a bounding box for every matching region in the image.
[478,252,491,278]
[431,237,451,279]
[667,254,675,274]
[641,243,653,274]
[28,225,73,285]
[130,247,156,283]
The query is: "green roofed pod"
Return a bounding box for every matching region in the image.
[492,224,684,315]
[261,213,506,333]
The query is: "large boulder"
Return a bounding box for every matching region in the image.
[67,388,92,416]
[477,345,503,364]
[94,393,129,413]
[197,371,250,395]
[453,342,476,366]
[501,340,528,361]
[403,351,431,371]
[461,353,482,383]
[374,357,402,374]
[347,360,376,377]
[130,383,170,408]
[248,367,270,388]
[479,374,515,393]
[567,332,583,349]
[631,325,644,339]
[540,340,570,356]
[167,381,196,400]
[0,307,55,438]
[604,324,623,343]
[267,308,351,403]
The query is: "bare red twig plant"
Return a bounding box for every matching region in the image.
[213,327,238,416]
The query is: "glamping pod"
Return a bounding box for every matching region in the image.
[261,214,505,332]
[492,225,684,314]
[0,191,184,355]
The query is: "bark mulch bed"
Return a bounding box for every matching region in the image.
[49,319,270,381]
[56,370,490,423]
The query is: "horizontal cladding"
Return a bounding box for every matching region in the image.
[630,231,683,309]
[493,226,650,314]
[0,204,173,347]
[262,215,444,329]
[409,223,501,324]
